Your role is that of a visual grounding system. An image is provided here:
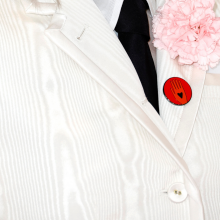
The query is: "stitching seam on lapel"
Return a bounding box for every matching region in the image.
[173,73,193,148]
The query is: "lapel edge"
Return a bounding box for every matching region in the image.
[20,0,56,15]
[44,14,203,214]
[19,1,204,217]
[175,67,206,157]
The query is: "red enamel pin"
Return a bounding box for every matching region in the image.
[163,77,192,106]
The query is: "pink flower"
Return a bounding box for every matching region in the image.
[153,0,220,70]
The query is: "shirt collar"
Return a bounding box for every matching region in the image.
[93,0,155,30]
[93,0,124,29]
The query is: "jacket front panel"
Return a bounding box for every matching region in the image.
[0,0,192,219]
[3,0,220,219]
[153,0,220,219]
[184,78,220,220]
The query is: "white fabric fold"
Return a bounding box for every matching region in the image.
[21,0,56,15]
[44,12,204,219]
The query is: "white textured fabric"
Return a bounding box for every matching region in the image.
[1,0,220,219]
[154,0,220,219]
[0,1,192,219]
[184,85,220,220]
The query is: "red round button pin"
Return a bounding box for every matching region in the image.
[163,77,192,106]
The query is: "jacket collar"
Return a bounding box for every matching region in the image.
[21,0,204,217]
[157,50,206,156]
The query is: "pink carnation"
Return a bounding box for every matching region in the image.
[153,0,220,70]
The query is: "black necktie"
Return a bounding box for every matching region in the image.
[115,0,159,113]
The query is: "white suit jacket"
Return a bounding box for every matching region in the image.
[0,0,220,219]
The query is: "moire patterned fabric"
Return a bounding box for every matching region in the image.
[0,0,219,219]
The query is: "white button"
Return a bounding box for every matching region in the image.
[168,183,188,203]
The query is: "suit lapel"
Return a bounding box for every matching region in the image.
[45,0,179,153]
[154,0,207,157]
[174,1,220,156]
[174,67,206,156]
[21,0,204,217]
[157,49,206,156]
[58,0,147,103]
